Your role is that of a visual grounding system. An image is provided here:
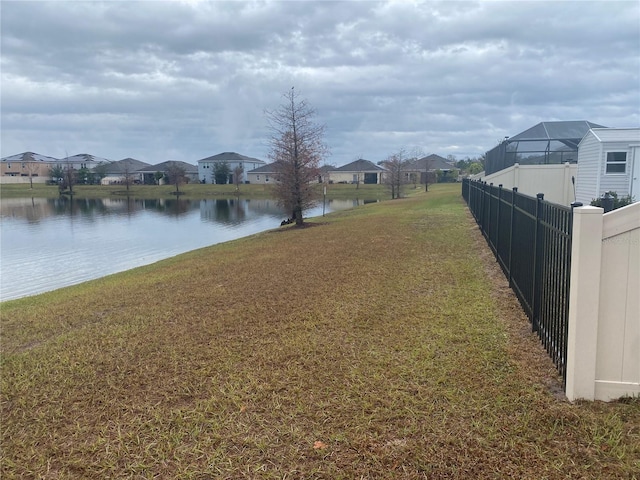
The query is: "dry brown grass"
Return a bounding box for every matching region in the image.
[1,184,639,479]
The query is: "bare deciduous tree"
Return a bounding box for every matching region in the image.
[266,87,328,226]
[120,159,137,192]
[24,162,40,189]
[381,149,410,200]
[233,165,244,192]
[165,163,186,194]
[61,161,76,195]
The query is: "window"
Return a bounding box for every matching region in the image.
[606,152,626,174]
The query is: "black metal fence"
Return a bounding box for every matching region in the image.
[462,179,575,385]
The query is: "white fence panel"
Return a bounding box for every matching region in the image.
[566,202,640,401]
[479,162,577,206]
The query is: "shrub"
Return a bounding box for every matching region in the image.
[590,191,635,210]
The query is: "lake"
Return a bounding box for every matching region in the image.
[0,196,374,301]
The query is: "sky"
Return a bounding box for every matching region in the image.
[1,0,639,167]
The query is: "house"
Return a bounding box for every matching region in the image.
[485,120,605,176]
[137,161,199,185]
[329,159,385,184]
[479,120,606,206]
[404,154,455,184]
[575,127,640,205]
[101,158,151,185]
[56,153,112,171]
[196,152,266,184]
[318,164,334,184]
[246,163,277,185]
[0,152,59,182]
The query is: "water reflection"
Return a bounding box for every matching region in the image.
[0,196,378,301]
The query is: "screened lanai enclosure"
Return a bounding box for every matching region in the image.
[485,120,605,175]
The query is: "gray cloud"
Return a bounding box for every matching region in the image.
[1,0,638,164]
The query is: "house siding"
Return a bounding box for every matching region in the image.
[600,141,633,196]
[576,128,640,205]
[576,132,602,204]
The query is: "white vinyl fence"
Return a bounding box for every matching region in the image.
[476,162,577,207]
[566,202,640,401]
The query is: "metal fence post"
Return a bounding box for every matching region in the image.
[532,193,545,333]
[496,184,502,260]
[508,187,517,287]
[487,183,493,241]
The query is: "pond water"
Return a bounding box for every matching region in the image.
[0,196,375,301]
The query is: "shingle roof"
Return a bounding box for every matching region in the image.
[1,152,59,163]
[409,154,452,171]
[137,160,198,173]
[104,158,151,174]
[586,127,640,143]
[247,163,277,173]
[196,152,266,164]
[61,153,112,164]
[334,159,384,172]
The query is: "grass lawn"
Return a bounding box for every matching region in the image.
[1,184,638,479]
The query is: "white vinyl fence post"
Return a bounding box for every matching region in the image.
[566,206,604,401]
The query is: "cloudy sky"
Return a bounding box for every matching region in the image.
[1,1,639,166]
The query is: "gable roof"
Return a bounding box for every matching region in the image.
[334,159,384,172]
[409,154,452,171]
[197,152,266,164]
[1,152,59,163]
[104,158,151,174]
[137,160,198,173]
[61,153,112,164]
[247,162,277,173]
[583,127,640,144]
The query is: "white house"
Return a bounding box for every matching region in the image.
[197,152,266,184]
[575,128,640,205]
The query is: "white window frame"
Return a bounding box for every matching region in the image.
[605,151,627,175]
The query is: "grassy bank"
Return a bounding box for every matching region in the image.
[1,184,638,479]
[0,182,388,200]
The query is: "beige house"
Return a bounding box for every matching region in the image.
[403,154,455,184]
[101,158,151,185]
[329,159,385,184]
[246,163,278,184]
[1,152,58,183]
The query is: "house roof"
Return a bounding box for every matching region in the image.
[61,153,112,164]
[333,159,384,172]
[137,160,198,173]
[247,163,277,174]
[408,154,452,171]
[583,127,640,144]
[1,152,59,163]
[104,158,151,174]
[196,152,266,164]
